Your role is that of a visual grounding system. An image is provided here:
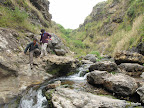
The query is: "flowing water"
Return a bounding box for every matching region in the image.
[3,64,91,108]
[4,63,143,108]
[18,89,47,108]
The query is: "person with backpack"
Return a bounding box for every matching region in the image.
[24,38,39,69]
[40,29,52,58]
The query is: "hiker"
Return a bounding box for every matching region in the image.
[24,38,39,69]
[40,29,52,58]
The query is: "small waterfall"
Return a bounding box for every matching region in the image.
[56,64,92,81]
[18,88,47,108]
[16,64,92,108]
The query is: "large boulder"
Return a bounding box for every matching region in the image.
[87,70,108,85]
[48,33,69,56]
[46,87,139,108]
[114,51,144,65]
[89,61,118,72]
[54,49,66,56]
[84,54,97,63]
[44,55,78,77]
[118,63,144,77]
[104,74,138,96]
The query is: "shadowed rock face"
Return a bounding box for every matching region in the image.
[30,0,52,22]
[87,71,138,96]
[131,42,144,56]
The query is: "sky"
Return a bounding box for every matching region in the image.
[48,0,107,29]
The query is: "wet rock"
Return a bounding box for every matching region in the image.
[89,61,118,72]
[137,85,144,103]
[48,87,138,108]
[104,74,138,96]
[87,70,108,85]
[54,49,66,56]
[78,64,92,77]
[114,51,144,65]
[118,63,144,77]
[46,81,61,90]
[84,54,97,63]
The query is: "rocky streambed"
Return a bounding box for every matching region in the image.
[2,51,144,108]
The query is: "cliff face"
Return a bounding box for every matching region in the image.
[29,0,52,26]
[70,0,144,56]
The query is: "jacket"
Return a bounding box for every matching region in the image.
[24,42,39,53]
[40,32,52,43]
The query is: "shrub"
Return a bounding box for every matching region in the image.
[57,24,72,37]
[89,51,100,57]
[3,0,12,6]
[12,7,28,23]
[127,6,135,17]
[73,40,85,48]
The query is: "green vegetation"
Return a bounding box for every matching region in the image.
[110,71,116,75]
[65,0,144,56]
[57,24,72,38]
[1,0,144,57]
[89,51,103,61]
[0,5,40,33]
[45,90,55,108]
[0,0,51,34]
[89,51,100,57]
[0,6,27,27]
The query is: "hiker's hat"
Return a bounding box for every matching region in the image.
[41,29,45,32]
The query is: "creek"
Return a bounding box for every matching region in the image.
[3,64,91,108]
[2,63,144,108]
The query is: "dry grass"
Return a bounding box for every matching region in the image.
[105,15,144,56]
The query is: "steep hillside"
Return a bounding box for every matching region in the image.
[0,0,52,33]
[69,0,144,57]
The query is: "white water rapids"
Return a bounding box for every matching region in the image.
[18,89,47,108]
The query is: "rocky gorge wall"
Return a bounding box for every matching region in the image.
[69,0,144,56]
